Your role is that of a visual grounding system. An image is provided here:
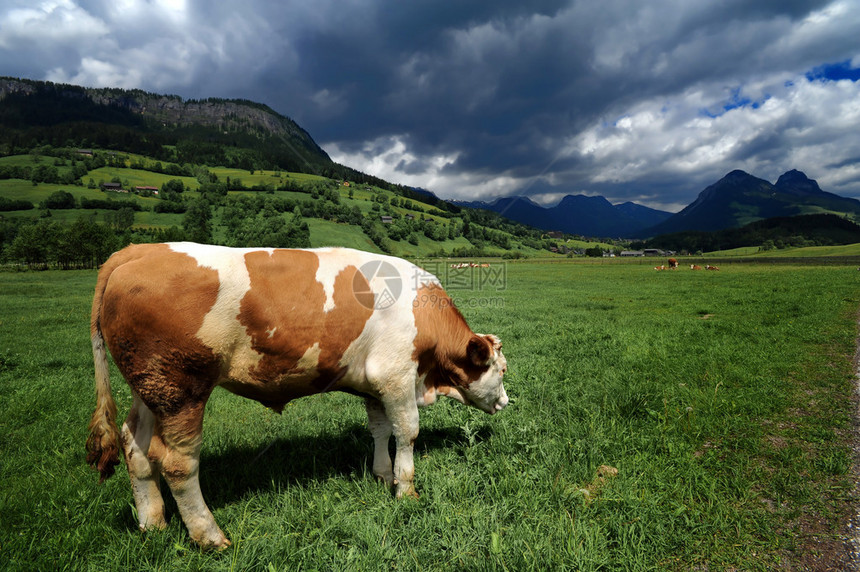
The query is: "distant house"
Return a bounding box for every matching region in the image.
[620,250,645,257]
[135,186,159,193]
[405,214,415,220]
[77,149,93,156]
[643,249,666,256]
[546,231,564,239]
[101,182,123,191]
[380,215,393,224]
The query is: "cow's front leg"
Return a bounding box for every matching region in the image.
[365,397,394,486]
[382,398,420,499]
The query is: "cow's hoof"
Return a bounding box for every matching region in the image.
[395,485,419,500]
[375,473,395,487]
[198,535,232,551]
[139,513,168,531]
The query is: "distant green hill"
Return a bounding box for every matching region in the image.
[0,147,587,268]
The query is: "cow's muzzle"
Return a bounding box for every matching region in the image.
[492,391,509,414]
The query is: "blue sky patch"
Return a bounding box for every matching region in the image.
[699,88,771,119]
[806,60,860,82]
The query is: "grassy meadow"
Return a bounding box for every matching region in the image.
[1,261,859,570]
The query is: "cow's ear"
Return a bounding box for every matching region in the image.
[483,334,502,352]
[467,335,492,366]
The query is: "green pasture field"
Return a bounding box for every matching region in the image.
[307,219,383,252]
[1,261,858,570]
[711,243,860,258]
[86,167,199,191]
[209,168,330,188]
[0,179,107,204]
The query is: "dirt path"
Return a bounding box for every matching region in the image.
[843,340,860,569]
[829,326,860,570]
[792,322,860,570]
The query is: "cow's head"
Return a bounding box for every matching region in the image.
[439,334,508,415]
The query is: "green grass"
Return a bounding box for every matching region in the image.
[86,167,199,191]
[1,260,857,569]
[707,243,860,258]
[756,243,860,257]
[307,219,383,252]
[0,179,105,203]
[209,167,330,188]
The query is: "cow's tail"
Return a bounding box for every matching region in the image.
[85,258,122,482]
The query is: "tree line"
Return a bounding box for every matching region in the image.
[635,213,860,254]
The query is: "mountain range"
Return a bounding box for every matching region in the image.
[459,169,860,238]
[644,169,860,236]
[455,195,671,238]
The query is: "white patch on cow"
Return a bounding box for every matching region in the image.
[335,252,427,398]
[313,248,350,313]
[296,342,321,372]
[266,327,277,339]
[168,242,269,378]
[462,347,509,414]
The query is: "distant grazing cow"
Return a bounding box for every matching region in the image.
[668,258,678,269]
[705,265,720,271]
[690,264,703,270]
[87,243,509,549]
[654,265,667,270]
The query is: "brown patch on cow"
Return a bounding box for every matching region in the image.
[412,283,491,393]
[99,244,222,417]
[233,250,373,404]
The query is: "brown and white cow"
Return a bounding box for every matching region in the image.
[86,243,509,549]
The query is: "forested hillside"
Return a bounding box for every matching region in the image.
[0,147,598,268]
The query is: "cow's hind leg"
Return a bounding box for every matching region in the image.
[149,403,230,550]
[121,397,166,530]
[365,398,394,486]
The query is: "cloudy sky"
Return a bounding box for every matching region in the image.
[1,0,859,211]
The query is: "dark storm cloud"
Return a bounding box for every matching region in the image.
[1,0,859,209]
